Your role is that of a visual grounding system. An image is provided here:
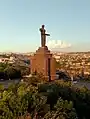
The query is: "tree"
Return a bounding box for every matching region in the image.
[1,74,90,119]
[44,98,77,119]
[4,67,21,79]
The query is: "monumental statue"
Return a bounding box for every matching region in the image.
[31,25,56,81]
[39,25,50,47]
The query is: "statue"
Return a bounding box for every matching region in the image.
[39,25,50,47]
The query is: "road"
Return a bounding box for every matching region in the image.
[0,79,20,89]
[1,79,90,90]
[73,81,90,90]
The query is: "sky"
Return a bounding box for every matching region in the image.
[0,0,90,53]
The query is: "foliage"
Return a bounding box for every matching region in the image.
[44,98,77,119]
[4,67,21,79]
[1,75,90,118]
[0,62,30,80]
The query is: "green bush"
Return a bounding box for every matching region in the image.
[1,75,90,119]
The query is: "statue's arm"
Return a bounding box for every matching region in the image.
[46,33,50,36]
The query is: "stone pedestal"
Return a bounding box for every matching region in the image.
[30,46,56,80]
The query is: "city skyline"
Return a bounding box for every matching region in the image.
[0,0,90,53]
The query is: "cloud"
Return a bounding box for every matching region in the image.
[47,40,71,49]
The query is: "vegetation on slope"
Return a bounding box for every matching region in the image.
[0,73,90,119]
[0,63,30,80]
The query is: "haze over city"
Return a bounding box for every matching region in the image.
[0,0,90,53]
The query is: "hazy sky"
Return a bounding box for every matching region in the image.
[0,0,90,52]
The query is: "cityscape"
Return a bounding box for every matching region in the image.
[1,51,90,80]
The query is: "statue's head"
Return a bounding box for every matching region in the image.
[42,25,45,28]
